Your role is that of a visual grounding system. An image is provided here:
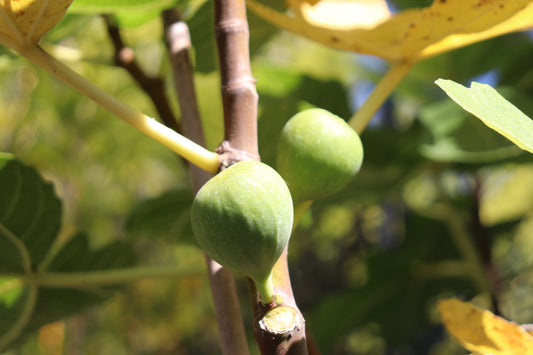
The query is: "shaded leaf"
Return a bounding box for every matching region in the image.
[125,189,197,245]
[0,159,61,273]
[439,298,533,355]
[47,233,136,272]
[0,158,136,350]
[419,98,524,164]
[435,79,533,154]
[308,213,473,352]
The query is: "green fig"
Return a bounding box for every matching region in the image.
[191,160,293,304]
[276,108,364,203]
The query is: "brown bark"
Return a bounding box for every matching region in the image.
[214,0,259,160]
[213,1,308,354]
[162,9,249,355]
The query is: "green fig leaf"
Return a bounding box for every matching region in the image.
[435,79,533,155]
[0,157,136,351]
[0,158,61,273]
[125,189,197,245]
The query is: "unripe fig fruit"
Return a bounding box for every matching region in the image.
[276,108,363,202]
[191,160,293,304]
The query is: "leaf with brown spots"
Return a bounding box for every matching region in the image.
[0,0,73,50]
[438,298,533,355]
[247,0,533,63]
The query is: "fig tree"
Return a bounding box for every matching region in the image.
[276,108,363,202]
[191,160,293,304]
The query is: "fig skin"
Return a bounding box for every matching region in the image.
[276,108,364,203]
[191,161,293,304]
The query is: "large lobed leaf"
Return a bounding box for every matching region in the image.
[0,155,135,351]
[248,0,533,63]
[0,157,61,273]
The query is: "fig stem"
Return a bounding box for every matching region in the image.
[349,60,412,134]
[14,44,220,174]
[0,281,38,351]
[255,274,276,305]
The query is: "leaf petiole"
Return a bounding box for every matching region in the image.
[2,265,205,288]
[349,61,412,134]
[15,45,220,174]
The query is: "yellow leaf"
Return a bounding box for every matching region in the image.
[419,2,533,60]
[0,0,73,49]
[287,0,322,7]
[248,0,533,62]
[297,0,390,30]
[438,298,533,355]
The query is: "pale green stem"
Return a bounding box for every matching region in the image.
[15,45,220,174]
[0,224,38,351]
[254,274,275,305]
[349,61,412,134]
[2,265,204,288]
[0,224,32,275]
[0,281,38,351]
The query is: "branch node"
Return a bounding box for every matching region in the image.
[216,140,260,170]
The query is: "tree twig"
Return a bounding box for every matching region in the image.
[214,0,259,158]
[213,1,308,354]
[103,15,181,134]
[162,8,249,355]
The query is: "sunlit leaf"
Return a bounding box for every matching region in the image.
[290,0,390,30]
[247,0,533,62]
[0,0,73,48]
[480,165,533,226]
[438,298,533,355]
[435,79,533,154]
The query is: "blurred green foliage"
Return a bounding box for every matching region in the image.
[1,0,533,354]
